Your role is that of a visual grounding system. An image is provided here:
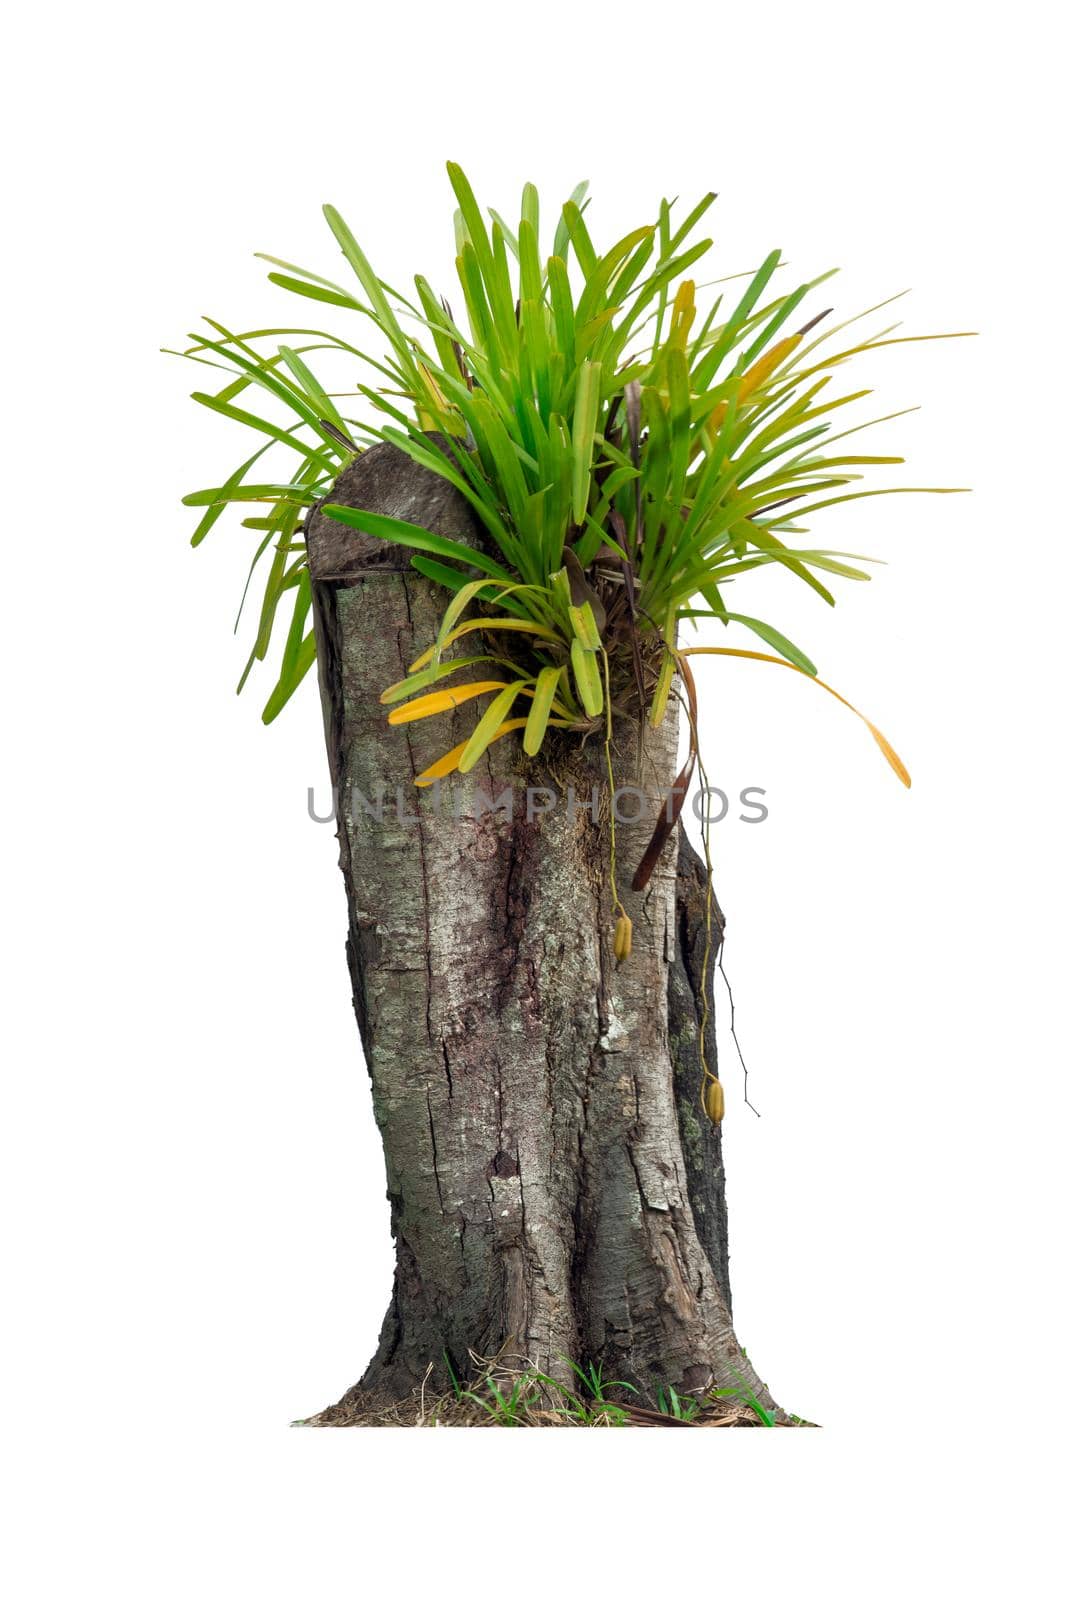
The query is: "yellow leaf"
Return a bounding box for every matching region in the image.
[864,721,911,787]
[413,718,529,787]
[738,333,803,400]
[668,280,696,350]
[701,334,805,449]
[386,681,508,724]
[681,646,911,787]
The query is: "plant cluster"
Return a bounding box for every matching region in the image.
[173,164,965,757]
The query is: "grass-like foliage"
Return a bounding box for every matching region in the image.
[171,163,967,745]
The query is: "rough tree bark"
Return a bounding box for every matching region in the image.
[307,442,773,1419]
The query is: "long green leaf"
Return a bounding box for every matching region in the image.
[458,680,532,772]
[523,665,565,755]
[321,505,513,581]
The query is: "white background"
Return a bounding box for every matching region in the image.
[3,1,1064,1594]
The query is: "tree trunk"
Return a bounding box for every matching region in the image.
[306,442,773,1419]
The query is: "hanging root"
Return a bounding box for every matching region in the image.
[691,715,725,1123]
[601,648,633,966]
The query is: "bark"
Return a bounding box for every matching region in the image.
[670,832,731,1311]
[307,442,772,1418]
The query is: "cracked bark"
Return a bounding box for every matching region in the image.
[307,442,773,1419]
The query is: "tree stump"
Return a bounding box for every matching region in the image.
[307,442,774,1418]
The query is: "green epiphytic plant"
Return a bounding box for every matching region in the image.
[171,165,970,1116]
